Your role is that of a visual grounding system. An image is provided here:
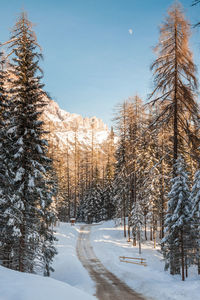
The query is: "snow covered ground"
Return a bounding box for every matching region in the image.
[91,220,200,300]
[0,222,96,300]
[0,264,95,300]
[1,220,200,300]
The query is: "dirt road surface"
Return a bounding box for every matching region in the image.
[76,225,146,300]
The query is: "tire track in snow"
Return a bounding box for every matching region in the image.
[76,225,146,300]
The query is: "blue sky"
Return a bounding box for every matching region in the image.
[1,0,200,126]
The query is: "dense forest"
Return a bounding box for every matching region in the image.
[0,1,200,283]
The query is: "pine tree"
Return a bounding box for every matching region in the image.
[190,169,200,274]
[192,1,200,6]
[131,201,143,254]
[126,96,144,243]
[102,184,115,220]
[162,156,197,280]
[149,2,199,175]
[114,139,129,236]
[102,130,115,220]
[84,183,103,223]
[137,131,160,247]
[113,101,129,237]
[1,12,56,274]
[0,52,19,269]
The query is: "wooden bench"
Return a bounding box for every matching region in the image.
[119,256,147,266]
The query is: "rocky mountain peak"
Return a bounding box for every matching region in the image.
[42,98,110,151]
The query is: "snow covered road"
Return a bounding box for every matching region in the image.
[77,224,145,300]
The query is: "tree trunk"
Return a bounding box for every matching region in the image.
[160,143,165,239]
[144,215,147,240]
[181,230,185,281]
[74,130,77,218]
[185,256,188,278]
[173,21,178,174]
[198,247,200,275]
[138,232,141,254]
[123,192,126,238]
[153,227,156,249]
[19,224,25,272]
[132,231,136,246]
[127,215,131,242]
[150,226,153,241]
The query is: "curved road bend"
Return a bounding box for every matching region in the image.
[76,225,147,300]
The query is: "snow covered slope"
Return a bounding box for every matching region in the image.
[0,264,96,300]
[42,98,110,152]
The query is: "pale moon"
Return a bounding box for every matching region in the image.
[128,29,133,35]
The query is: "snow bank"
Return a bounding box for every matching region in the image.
[0,265,95,300]
[91,220,200,300]
[52,222,96,295]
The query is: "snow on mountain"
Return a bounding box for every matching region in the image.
[42,98,110,152]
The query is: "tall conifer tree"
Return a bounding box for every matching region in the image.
[149,2,198,174]
[1,12,56,274]
[0,53,18,268]
[162,156,197,280]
